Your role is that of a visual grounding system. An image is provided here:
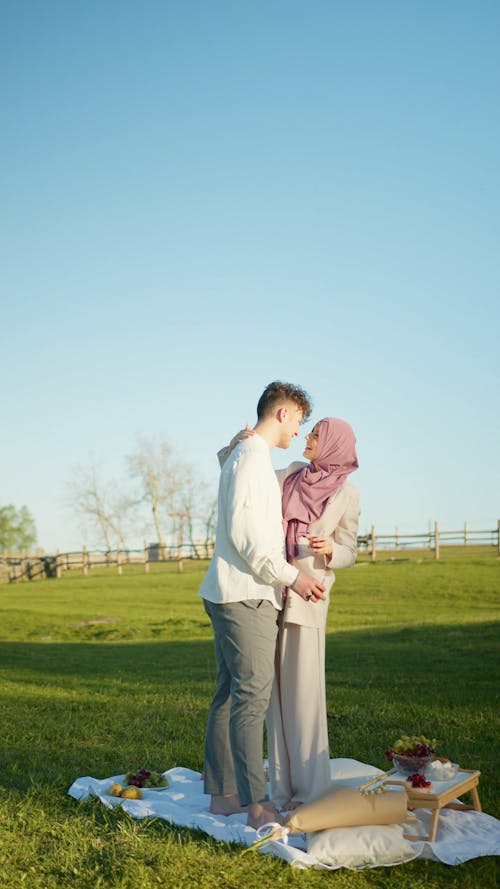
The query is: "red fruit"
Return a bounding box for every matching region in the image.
[408,773,431,788]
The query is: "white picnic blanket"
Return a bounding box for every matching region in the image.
[67,758,500,870]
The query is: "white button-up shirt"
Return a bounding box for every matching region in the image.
[199,434,299,608]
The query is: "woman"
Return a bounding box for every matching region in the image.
[268,417,359,809]
[221,418,359,810]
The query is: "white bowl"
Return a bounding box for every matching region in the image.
[426,761,459,780]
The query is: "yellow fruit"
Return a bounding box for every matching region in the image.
[120,786,142,800]
[109,783,123,797]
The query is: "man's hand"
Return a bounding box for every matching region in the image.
[291,571,326,603]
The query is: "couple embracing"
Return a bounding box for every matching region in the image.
[199,381,360,829]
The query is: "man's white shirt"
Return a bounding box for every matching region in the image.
[199,434,299,608]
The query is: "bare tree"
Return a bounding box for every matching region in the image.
[189,480,218,558]
[170,469,218,560]
[173,466,204,558]
[127,436,183,557]
[67,439,215,560]
[67,463,130,550]
[202,492,218,558]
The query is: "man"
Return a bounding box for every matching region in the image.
[199,381,326,829]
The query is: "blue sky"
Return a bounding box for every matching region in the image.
[2,1,499,551]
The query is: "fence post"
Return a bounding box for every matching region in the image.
[497,519,500,556]
[82,546,88,576]
[9,554,17,582]
[395,526,399,551]
[464,522,468,546]
[371,525,376,562]
[434,522,440,560]
[144,541,149,573]
[55,550,62,578]
[117,549,122,575]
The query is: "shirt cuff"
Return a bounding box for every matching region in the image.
[282,565,300,588]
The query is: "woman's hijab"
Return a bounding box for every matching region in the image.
[282,417,359,560]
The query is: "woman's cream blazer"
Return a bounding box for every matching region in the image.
[276,461,360,629]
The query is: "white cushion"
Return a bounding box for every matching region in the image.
[329,758,384,781]
[307,823,418,869]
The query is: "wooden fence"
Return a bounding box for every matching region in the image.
[358,521,500,561]
[1,522,499,582]
[0,542,215,584]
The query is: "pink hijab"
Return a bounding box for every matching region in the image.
[282,417,359,560]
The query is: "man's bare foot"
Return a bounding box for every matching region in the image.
[210,794,248,815]
[247,802,285,830]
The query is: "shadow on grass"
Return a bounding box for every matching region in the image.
[327,619,500,702]
[1,620,499,812]
[2,618,498,692]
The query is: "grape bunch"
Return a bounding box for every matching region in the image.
[385,734,437,761]
[125,768,168,788]
[408,773,431,789]
[410,742,435,758]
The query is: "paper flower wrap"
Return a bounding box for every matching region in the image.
[285,784,408,832]
[247,783,409,853]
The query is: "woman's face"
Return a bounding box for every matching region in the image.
[303,424,320,462]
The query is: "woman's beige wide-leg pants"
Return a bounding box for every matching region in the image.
[267,616,331,808]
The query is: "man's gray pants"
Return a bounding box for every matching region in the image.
[203,598,279,806]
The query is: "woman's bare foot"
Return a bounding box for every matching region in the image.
[281,799,302,812]
[247,802,285,830]
[210,794,248,815]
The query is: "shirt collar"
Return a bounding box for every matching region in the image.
[252,432,271,452]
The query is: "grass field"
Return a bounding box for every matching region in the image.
[1,549,499,888]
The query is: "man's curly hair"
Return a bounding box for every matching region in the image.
[256,381,312,424]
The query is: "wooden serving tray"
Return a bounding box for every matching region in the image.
[384,767,482,842]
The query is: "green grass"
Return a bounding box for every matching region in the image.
[1,551,499,887]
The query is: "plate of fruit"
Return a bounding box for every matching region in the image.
[108,769,169,799]
[405,772,433,791]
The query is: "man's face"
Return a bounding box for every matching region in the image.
[277,403,304,449]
